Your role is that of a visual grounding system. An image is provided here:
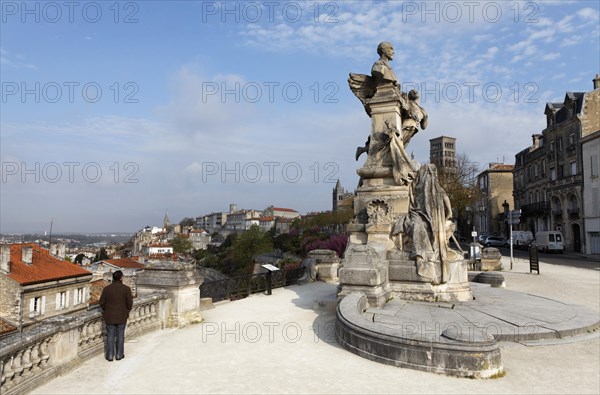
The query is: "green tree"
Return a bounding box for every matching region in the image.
[273,232,300,254]
[231,225,273,275]
[170,235,193,254]
[93,248,109,263]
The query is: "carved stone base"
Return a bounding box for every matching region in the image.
[338,266,387,287]
[388,256,472,302]
[337,283,388,307]
[388,281,472,303]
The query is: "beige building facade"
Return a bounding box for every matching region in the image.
[581,75,600,254]
[475,164,514,238]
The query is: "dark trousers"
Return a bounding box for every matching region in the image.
[105,323,126,360]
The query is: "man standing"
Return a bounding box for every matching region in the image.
[99,270,133,361]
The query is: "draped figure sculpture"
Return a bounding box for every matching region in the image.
[393,164,460,285]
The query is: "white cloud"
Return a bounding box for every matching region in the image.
[541,52,560,61]
[577,7,599,21]
[0,48,38,70]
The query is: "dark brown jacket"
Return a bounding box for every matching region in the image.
[99,281,133,324]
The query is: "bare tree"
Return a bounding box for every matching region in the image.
[436,153,480,236]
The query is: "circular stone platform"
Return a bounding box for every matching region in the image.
[335,283,599,378]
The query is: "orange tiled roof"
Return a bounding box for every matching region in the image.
[89,279,110,305]
[0,318,17,335]
[271,207,298,213]
[102,258,144,269]
[259,216,275,222]
[6,244,92,286]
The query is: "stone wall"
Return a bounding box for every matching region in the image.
[581,88,600,138]
[0,276,19,324]
[0,292,168,395]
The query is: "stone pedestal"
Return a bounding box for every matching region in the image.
[480,247,503,271]
[306,249,340,282]
[135,260,203,328]
[339,244,388,306]
[338,82,472,307]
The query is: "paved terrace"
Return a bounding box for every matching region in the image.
[34,256,599,394]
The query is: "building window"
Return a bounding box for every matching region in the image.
[568,133,575,146]
[557,138,563,151]
[56,291,69,310]
[550,168,556,181]
[541,159,546,176]
[550,141,555,152]
[30,296,45,317]
[592,155,599,178]
[74,288,85,305]
[570,161,576,176]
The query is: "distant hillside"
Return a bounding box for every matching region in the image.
[0,233,134,247]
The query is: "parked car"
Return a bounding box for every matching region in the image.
[477,234,489,244]
[482,236,508,248]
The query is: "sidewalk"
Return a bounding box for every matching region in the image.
[33,256,599,394]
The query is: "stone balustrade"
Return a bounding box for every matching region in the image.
[0,292,168,395]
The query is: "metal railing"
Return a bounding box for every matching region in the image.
[200,267,305,302]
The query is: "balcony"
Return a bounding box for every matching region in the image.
[552,210,563,220]
[521,202,551,217]
[568,207,580,219]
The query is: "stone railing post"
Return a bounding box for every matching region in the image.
[135,260,203,328]
[306,249,340,282]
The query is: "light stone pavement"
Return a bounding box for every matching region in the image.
[33,256,600,394]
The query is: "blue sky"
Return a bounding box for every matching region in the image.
[1,0,599,233]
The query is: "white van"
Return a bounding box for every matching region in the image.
[534,231,564,253]
[512,231,533,249]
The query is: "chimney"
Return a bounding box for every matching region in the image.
[22,246,33,265]
[594,74,600,90]
[532,134,541,149]
[0,245,10,273]
[57,243,66,259]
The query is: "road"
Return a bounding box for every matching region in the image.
[495,246,599,270]
[456,241,600,270]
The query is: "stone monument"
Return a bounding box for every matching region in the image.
[334,43,599,379]
[338,41,471,307]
